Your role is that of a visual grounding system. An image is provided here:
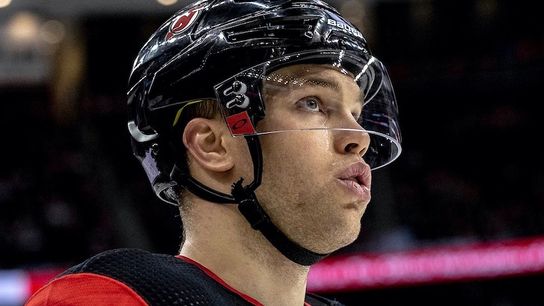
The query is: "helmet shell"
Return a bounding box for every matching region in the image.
[127,0,377,204]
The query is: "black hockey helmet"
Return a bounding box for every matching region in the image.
[127,0,401,265]
[128,0,401,205]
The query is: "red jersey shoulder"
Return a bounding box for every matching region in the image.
[25,272,148,306]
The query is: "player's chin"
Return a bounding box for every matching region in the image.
[319,219,362,253]
[342,221,362,245]
[341,208,365,237]
[323,232,361,254]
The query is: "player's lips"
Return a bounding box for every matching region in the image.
[335,161,372,202]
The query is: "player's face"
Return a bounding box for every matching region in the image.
[254,64,372,254]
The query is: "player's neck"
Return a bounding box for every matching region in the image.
[180,199,310,306]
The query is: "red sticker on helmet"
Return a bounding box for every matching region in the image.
[165,4,206,41]
[226,111,257,136]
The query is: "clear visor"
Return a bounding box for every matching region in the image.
[214,51,401,170]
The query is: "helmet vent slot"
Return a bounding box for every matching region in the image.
[224,16,319,43]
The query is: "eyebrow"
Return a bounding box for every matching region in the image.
[298,77,366,104]
[302,77,340,90]
[264,73,365,110]
[263,73,340,90]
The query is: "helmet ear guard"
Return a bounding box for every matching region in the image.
[128,80,178,205]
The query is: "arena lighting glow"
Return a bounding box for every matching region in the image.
[3,236,544,304]
[6,12,41,45]
[0,0,11,9]
[0,270,27,305]
[308,236,544,292]
[157,0,178,6]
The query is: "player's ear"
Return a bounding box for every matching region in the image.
[183,118,234,172]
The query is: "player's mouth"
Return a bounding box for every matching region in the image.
[335,161,372,202]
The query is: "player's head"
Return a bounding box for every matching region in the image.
[127,0,401,265]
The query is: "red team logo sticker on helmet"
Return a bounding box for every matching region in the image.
[165,3,207,41]
[226,111,257,136]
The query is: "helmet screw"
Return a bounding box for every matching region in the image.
[232,81,242,92]
[151,143,159,157]
[235,94,246,103]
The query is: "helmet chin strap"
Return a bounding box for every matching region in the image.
[180,135,329,266]
[233,135,330,266]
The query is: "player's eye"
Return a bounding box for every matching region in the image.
[295,97,324,113]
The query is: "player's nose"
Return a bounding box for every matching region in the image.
[334,120,371,158]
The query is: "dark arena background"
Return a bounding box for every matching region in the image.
[1,0,543,305]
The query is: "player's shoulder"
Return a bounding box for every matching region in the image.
[60,248,194,280]
[44,248,249,305]
[62,248,226,300]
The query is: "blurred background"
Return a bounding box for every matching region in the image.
[0,0,543,305]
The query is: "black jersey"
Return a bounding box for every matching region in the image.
[26,248,344,306]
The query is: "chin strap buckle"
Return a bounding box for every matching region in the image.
[232,178,271,230]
